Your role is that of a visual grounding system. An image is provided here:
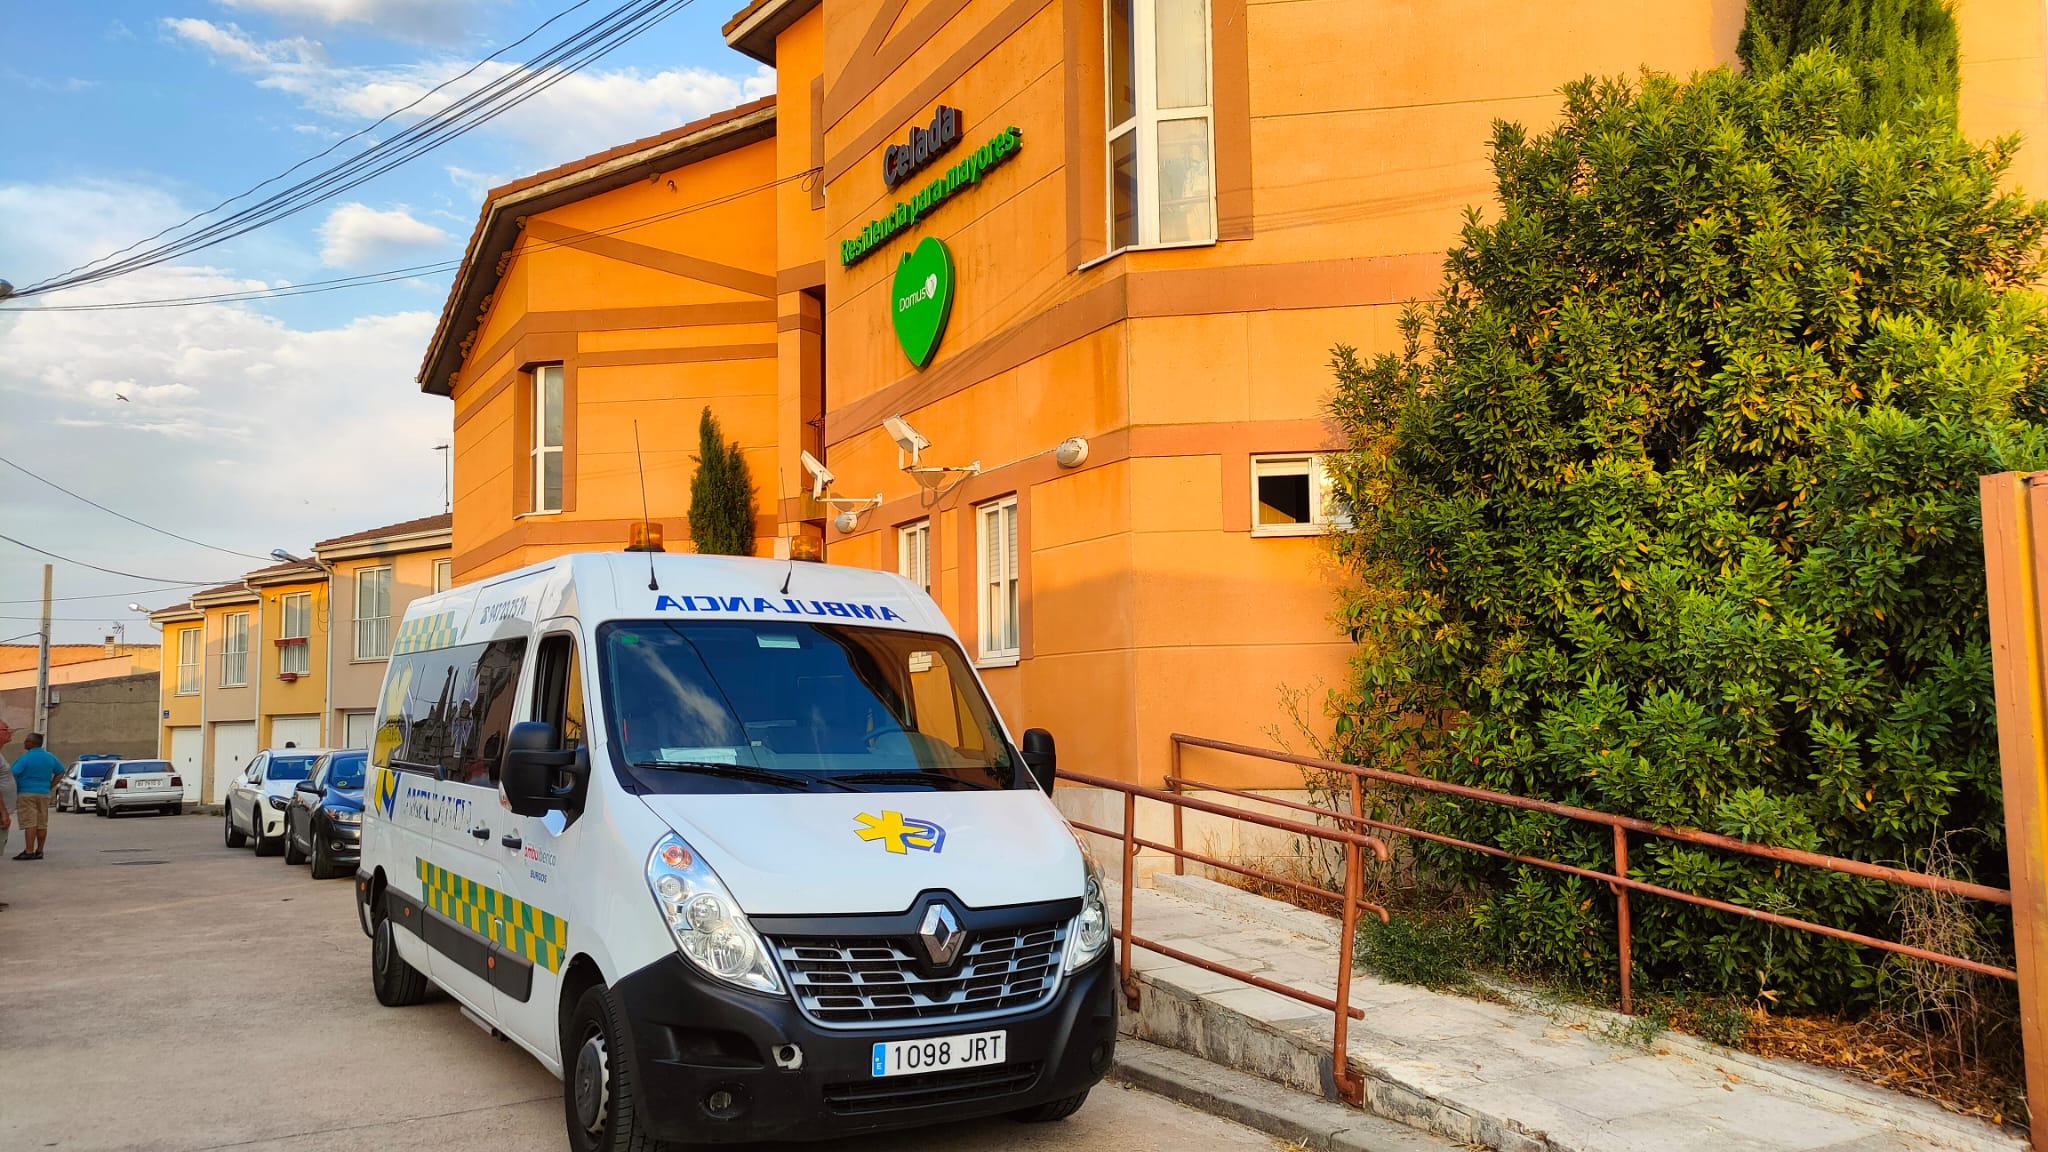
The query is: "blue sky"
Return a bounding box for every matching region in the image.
[0,0,772,642]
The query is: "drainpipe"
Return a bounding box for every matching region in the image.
[251,591,264,752]
[322,575,333,746]
[198,621,209,805]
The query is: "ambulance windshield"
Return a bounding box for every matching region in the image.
[597,620,1018,794]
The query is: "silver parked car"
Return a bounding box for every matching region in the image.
[224,749,327,856]
[93,759,185,817]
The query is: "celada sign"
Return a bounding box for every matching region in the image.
[840,122,1022,268]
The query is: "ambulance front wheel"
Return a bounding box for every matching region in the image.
[564,985,663,1152]
[371,912,430,1007]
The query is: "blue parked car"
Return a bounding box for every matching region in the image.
[283,749,366,879]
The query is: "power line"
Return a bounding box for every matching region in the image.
[0,585,200,606]
[11,0,698,299]
[0,169,806,314]
[0,454,277,561]
[30,1,602,290]
[0,615,154,622]
[0,533,232,585]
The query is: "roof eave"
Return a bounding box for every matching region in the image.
[149,606,203,624]
[417,101,778,398]
[722,0,821,65]
[314,527,454,563]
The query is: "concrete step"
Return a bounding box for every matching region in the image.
[1110,875,2023,1152]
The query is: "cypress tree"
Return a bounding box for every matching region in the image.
[687,406,758,555]
[1739,0,1958,127]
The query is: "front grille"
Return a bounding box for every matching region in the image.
[772,921,1067,1028]
[823,1061,1043,1115]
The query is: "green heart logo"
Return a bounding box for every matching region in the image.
[892,236,955,371]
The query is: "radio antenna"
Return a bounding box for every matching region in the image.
[778,463,796,595]
[634,420,658,592]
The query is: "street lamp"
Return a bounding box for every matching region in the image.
[127,604,163,631]
[271,548,333,572]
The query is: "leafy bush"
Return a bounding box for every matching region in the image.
[1741,0,1957,130]
[687,406,757,556]
[1325,51,2048,1010]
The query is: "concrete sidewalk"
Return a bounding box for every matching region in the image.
[1113,874,2025,1152]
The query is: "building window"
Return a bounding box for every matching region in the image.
[279,592,311,676]
[433,558,453,593]
[176,627,202,695]
[977,497,1020,660]
[355,566,392,660]
[1106,0,1214,251]
[222,612,250,687]
[1251,454,1345,536]
[532,364,564,514]
[899,520,932,591]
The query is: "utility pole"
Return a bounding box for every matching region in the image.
[35,563,52,736]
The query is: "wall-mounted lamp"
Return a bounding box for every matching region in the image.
[1055,437,1089,468]
[884,415,980,492]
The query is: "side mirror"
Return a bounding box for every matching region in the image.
[295,781,322,796]
[502,721,588,817]
[1020,728,1057,795]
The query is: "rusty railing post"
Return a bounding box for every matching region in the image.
[1120,789,1140,1009]
[1612,825,1632,1016]
[1170,736,1185,876]
[1332,835,1364,1105]
[1981,471,2048,1151]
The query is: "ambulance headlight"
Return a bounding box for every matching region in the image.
[1065,828,1111,972]
[646,834,784,995]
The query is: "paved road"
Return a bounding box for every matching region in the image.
[0,810,1282,1152]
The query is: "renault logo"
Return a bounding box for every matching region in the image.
[918,904,964,966]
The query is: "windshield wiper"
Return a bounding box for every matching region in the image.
[826,769,995,791]
[630,760,818,791]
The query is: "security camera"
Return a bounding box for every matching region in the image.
[799,450,835,500]
[833,510,860,534]
[1055,437,1088,468]
[883,416,930,465]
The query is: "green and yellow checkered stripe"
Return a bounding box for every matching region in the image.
[416,858,568,972]
[391,610,463,656]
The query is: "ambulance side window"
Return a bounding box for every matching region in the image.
[533,634,585,751]
[381,638,530,782]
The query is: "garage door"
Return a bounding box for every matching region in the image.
[168,727,202,803]
[270,715,321,752]
[342,711,376,751]
[210,722,256,804]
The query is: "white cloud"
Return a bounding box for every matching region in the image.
[318,202,450,267]
[164,18,777,169]
[215,0,487,43]
[0,181,454,638]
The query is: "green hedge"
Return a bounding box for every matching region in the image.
[1326,52,2048,1008]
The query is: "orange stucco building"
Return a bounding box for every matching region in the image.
[423,0,2048,791]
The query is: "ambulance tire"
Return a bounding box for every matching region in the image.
[564,985,663,1152]
[1011,1089,1090,1123]
[372,913,430,1007]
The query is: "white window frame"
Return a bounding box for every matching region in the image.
[1105,0,1216,253]
[221,612,250,688]
[1250,453,1346,537]
[175,626,202,695]
[354,566,393,661]
[976,497,1021,662]
[532,364,564,514]
[279,592,312,676]
[898,520,932,591]
[433,558,453,593]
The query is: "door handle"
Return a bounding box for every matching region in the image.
[469,826,490,840]
[500,833,523,850]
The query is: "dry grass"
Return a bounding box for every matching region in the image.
[1735,1007,2025,1130]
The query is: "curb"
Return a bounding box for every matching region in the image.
[1112,1037,1459,1152]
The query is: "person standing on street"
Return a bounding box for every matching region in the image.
[0,746,14,907]
[11,734,62,861]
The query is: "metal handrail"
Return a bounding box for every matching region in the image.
[1168,733,2020,1013]
[1056,767,1389,1105]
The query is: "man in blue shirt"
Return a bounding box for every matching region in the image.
[12,733,63,861]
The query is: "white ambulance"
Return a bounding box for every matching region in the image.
[355,551,1115,1150]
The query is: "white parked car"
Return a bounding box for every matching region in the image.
[93,759,185,817]
[224,748,328,856]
